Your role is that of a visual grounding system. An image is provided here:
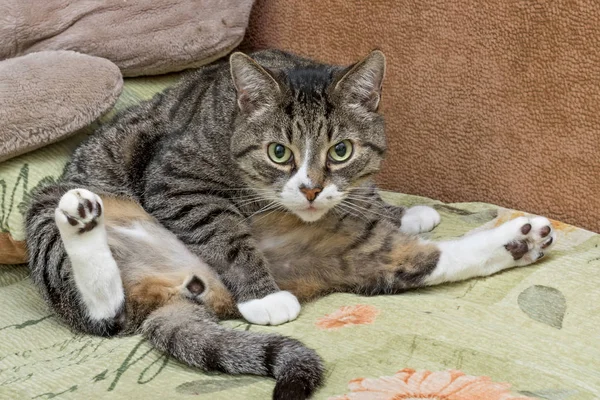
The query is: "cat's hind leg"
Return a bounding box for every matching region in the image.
[353,215,556,294]
[54,188,125,321]
[425,216,556,285]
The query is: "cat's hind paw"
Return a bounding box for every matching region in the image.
[55,188,103,236]
[500,216,556,266]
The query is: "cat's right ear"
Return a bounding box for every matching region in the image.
[230,52,281,116]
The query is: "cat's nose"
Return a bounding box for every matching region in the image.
[300,186,322,202]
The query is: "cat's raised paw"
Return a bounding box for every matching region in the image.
[500,216,556,265]
[237,291,301,326]
[400,206,441,234]
[55,188,103,235]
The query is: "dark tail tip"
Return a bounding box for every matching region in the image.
[273,376,322,400]
[270,339,324,400]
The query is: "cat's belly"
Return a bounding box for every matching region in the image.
[251,211,356,287]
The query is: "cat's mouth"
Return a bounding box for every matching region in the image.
[291,204,330,223]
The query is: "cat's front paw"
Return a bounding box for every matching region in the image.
[499,216,556,265]
[237,291,301,325]
[55,188,103,236]
[400,206,441,234]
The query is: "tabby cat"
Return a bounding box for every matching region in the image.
[26,50,556,399]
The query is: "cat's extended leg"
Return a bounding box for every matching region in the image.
[351,215,556,294]
[54,189,125,321]
[425,216,555,285]
[260,212,555,299]
[26,184,124,335]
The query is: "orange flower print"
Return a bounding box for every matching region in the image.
[316,305,380,330]
[330,369,534,400]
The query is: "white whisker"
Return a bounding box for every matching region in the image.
[231,201,282,229]
[248,205,287,226]
[337,203,369,222]
[235,196,280,208]
[342,199,392,220]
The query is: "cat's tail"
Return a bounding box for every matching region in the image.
[142,300,323,400]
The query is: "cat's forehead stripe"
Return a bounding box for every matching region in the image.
[284,66,334,95]
[288,114,330,144]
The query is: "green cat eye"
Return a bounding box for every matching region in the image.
[267,143,293,164]
[328,140,353,163]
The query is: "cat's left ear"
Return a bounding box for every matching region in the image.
[333,50,386,113]
[230,52,281,116]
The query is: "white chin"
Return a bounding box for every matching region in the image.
[293,208,329,222]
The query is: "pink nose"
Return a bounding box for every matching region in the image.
[300,187,322,202]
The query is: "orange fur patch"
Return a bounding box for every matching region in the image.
[101,196,153,226]
[126,275,181,310]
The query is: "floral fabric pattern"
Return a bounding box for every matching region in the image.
[330,369,534,400]
[1,192,599,399]
[316,305,380,331]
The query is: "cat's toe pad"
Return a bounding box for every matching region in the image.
[400,206,441,234]
[55,188,103,235]
[501,216,556,265]
[237,291,301,325]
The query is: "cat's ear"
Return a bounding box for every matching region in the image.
[333,50,386,113]
[230,52,281,116]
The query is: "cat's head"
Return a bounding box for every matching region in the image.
[230,50,386,222]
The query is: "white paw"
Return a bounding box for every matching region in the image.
[55,189,123,321]
[400,206,441,234]
[498,216,556,265]
[55,189,103,236]
[237,291,301,325]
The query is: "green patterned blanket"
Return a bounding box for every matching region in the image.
[2,194,599,399]
[1,76,599,400]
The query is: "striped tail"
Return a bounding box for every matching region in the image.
[142,300,324,400]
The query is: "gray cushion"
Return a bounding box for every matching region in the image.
[0,51,123,162]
